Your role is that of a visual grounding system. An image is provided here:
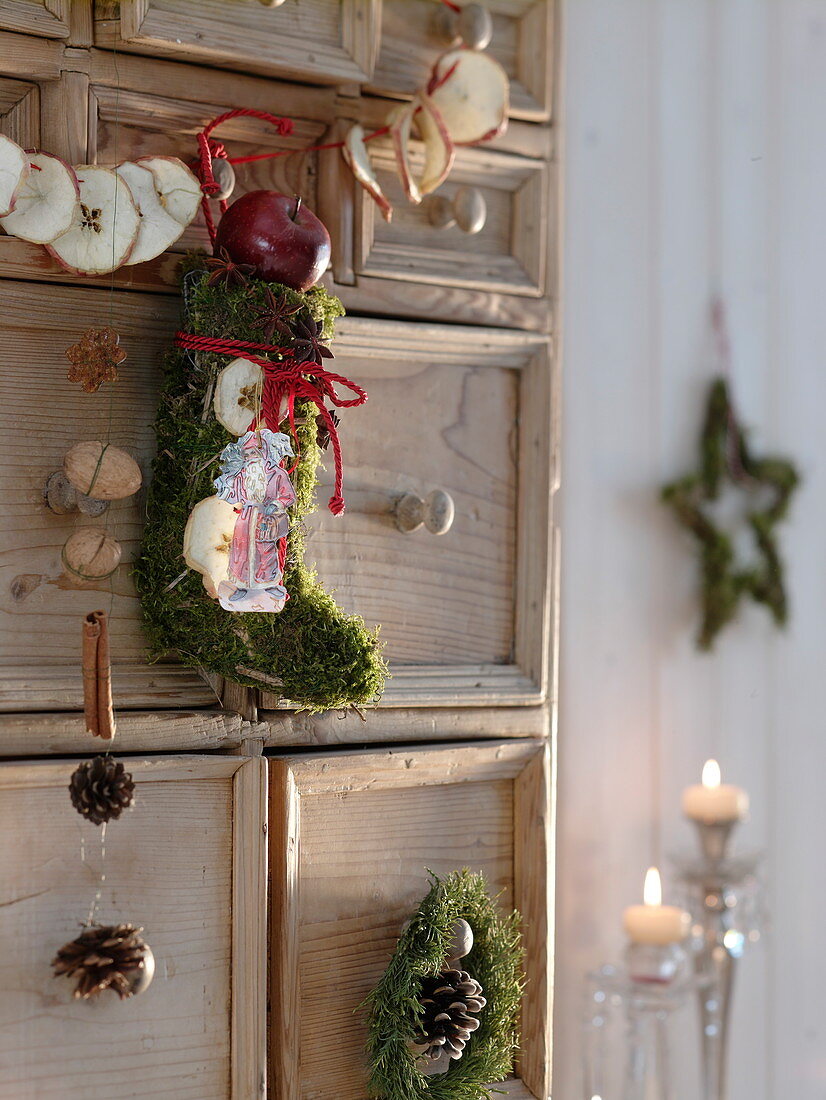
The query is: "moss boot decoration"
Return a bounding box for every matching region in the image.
[134,263,387,712]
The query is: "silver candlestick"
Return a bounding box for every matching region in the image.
[672,822,762,1100]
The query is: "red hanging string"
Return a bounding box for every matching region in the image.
[174,331,366,516]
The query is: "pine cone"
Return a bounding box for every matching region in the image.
[414,967,487,1063]
[69,756,135,825]
[52,923,154,1000]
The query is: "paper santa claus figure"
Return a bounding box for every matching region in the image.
[213,428,296,612]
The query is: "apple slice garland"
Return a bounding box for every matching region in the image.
[0,136,201,272]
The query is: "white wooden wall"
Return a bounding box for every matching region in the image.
[556,1,826,1097]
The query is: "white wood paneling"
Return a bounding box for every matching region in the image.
[556,1,826,1097]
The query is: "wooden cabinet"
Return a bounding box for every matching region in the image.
[0,754,267,1100]
[269,740,552,1100]
[369,0,554,123]
[93,0,380,85]
[0,3,558,1095]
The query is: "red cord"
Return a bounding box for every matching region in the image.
[441,0,462,11]
[174,331,366,516]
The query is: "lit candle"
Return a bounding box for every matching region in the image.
[681,759,749,824]
[623,867,691,945]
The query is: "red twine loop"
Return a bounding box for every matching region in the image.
[174,331,366,516]
[195,108,294,245]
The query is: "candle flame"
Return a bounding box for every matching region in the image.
[702,759,721,789]
[643,866,662,907]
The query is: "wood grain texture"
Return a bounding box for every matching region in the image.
[354,137,549,297]
[231,757,268,1100]
[0,75,40,147]
[0,0,70,39]
[40,69,89,163]
[0,754,254,1099]
[93,0,380,84]
[367,0,554,122]
[269,741,550,1100]
[0,708,244,757]
[260,704,549,746]
[0,280,212,711]
[0,27,63,77]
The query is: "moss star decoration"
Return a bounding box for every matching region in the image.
[66,326,127,392]
[661,377,800,650]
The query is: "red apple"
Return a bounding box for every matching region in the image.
[214,191,331,291]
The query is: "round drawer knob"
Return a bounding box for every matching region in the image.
[394,490,455,535]
[257,0,287,6]
[426,186,487,235]
[436,2,493,51]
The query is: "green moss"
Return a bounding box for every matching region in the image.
[133,264,387,712]
[364,870,523,1100]
[661,377,800,650]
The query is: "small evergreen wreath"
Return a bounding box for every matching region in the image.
[365,870,523,1100]
[134,259,387,712]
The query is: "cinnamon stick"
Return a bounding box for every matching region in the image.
[82,610,116,740]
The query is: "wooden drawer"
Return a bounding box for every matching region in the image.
[93,0,380,85]
[87,60,335,261]
[352,135,550,298]
[0,279,215,710]
[0,754,267,1100]
[260,317,557,710]
[369,0,555,123]
[270,740,552,1100]
[0,0,75,39]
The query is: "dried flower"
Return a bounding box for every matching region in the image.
[251,287,302,343]
[292,313,334,366]
[66,327,127,392]
[204,247,255,288]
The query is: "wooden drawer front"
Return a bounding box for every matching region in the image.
[94,0,379,84]
[259,318,556,709]
[355,136,549,298]
[0,0,72,39]
[0,73,39,145]
[0,280,215,711]
[270,741,551,1100]
[369,0,554,122]
[0,755,267,1100]
[89,78,329,260]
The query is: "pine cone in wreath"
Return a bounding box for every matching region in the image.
[69,756,135,825]
[413,967,487,1063]
[52,923,155,1000]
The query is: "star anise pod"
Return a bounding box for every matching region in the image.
[66,327,127,392]
[315,410,340,451]
[251,287,302,343]
[204,247,255,288]
[291,314,334,366]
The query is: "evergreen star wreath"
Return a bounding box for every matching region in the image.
[365,870,523,1100]
[134,261,387,712]
[661,376,800,650]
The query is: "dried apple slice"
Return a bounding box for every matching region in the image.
[387,102,420,205]
[183,495,238,599]
[214,357,264,436]
[136,155,201,228]
[115,160,188,265]
[46,166,140,275]
[0,151,78,243]
[342,124,393,223]
[413,93,455,196]
[427,48,509,146]
[0,133,29,217]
